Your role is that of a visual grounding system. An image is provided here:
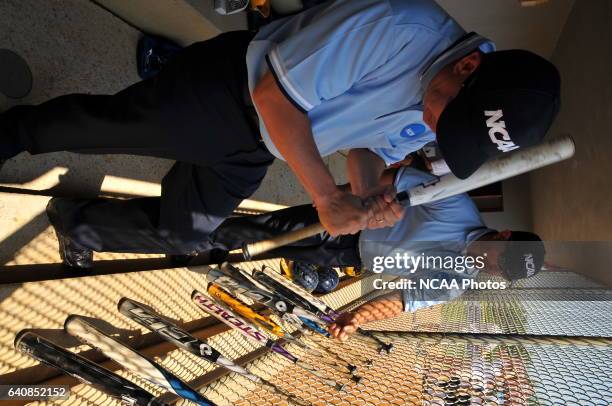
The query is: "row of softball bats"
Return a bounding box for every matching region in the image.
[15,263,392,405]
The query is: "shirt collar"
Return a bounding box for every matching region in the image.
[466,227,496,247]
[420,32,496,93]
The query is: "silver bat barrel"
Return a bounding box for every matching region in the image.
[397,135,575,206]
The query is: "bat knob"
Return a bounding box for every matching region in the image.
[395,190,410,206]
[379,343,394,354]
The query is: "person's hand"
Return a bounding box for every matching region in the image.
[364,185,404,229]
[315,190,371,237]
[328,312,361,341]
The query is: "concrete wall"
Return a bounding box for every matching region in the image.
[480,174,533,232]
[529,0,612,285]
[435,0,574,232]
[435,0,575,57]
[93,0,217,45]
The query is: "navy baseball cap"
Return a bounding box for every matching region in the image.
[498,231,546,281]
[437,50,561,179]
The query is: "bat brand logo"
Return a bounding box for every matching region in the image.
[216,276,243,290]
[18,343,33,355]
[216,276,271,303]
[127,306,215,356]
[275,300,288,312]
[194,295,268,343]
[485,110,519,153]
[523,253,536,276]
[199,343,213,356]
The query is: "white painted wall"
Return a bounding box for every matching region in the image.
[435,0,575,231]
[435,0,575,57]
[529,0,612,286]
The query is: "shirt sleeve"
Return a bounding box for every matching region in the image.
[266,1,401,112]
[369,146,410,166]
[369,130,435,166]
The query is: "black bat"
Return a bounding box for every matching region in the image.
[14,331,166,406]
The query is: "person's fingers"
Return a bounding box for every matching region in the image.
[344,323,358,335]
[389,200,405,220]
[351,205,364,232]
[370,197,387,228]
[365,197,378,216]
[383,185,397,203]
[338,324,359,341]
[378,197,397,226]
[359,202,374,231]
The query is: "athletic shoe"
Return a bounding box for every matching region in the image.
[46,198,93,269]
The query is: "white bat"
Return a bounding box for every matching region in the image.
[396,135,575,206]
[237,136,574,260]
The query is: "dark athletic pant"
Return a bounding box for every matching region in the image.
[0,31,275,254]
[210,204,361,267]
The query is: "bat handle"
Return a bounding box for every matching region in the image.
[242,223,326,260]
[395,191,409,205]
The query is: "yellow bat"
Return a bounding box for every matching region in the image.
[207,283,286,338]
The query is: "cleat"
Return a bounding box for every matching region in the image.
[47,198,93,269]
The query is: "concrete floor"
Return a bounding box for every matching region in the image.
[0,0,174,189]
[0,0,169,264]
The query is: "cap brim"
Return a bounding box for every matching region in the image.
[436,92,487,179]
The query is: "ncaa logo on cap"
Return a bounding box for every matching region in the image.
[485,110,519,153]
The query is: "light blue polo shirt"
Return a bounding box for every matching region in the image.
[246,0,495,165]
[359,167,494,311]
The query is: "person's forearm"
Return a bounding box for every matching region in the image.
[347,149,386,197]
[253,73,337,204]
[351,291,404,325]
[338,167,398,193]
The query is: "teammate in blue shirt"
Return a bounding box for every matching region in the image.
[204,166,546,340]
[0,0,558,268]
